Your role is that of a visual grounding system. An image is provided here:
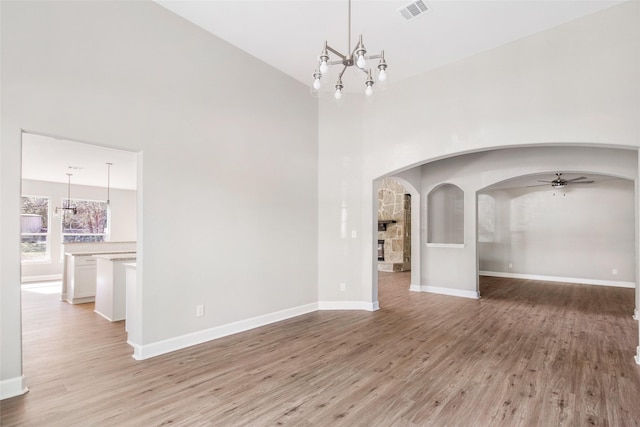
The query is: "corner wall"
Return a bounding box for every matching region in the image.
[1,0,318,398]
[317,2,639,310]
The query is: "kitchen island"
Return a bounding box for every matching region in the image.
[94,253,137,321]
[62,241,136,303]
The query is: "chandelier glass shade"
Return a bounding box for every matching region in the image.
[312,0,388,98]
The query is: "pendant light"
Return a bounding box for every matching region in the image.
[55,173,77,215]
[106,162,112,205]
[312,0,388,97]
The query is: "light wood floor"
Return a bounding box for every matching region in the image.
[2,275,639,426]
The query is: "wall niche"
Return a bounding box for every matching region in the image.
[377,178,411,272]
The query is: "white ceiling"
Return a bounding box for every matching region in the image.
[22,133,138,191]
[156,0,625,92]
[21,1,625,189]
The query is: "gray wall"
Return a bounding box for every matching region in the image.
[479,179,635,283]
[1,0,318,396]
[418,147,637,294]
[3,0,640,399]
[317,2,640,305]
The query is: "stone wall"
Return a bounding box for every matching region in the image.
[377,178,411,272]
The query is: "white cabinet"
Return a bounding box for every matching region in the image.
[94,255,136,321]
[65,254,97,304]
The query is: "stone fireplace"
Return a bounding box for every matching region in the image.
[377,178,411,272]
[377,240,385,261]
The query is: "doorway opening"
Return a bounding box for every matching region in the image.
[20,131,140,345]
[374,176,421,308]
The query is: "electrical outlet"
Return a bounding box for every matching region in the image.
[508,263,513,269]
[612,269,618,275]
[340,283,346,292]
[196,304,205,317]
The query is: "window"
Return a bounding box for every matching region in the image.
[427,184,464,244]
[61,199,109,243]
[21,196,50,262]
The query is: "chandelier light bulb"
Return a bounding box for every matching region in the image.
[357,54,366,69]
[312,71,322,90]
[319,60,328,74]
[335,77,343,99]
[378,68,387,82]
[365,69,374,96]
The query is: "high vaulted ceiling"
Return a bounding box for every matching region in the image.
[156,0,625,92]
[21,1,627,189]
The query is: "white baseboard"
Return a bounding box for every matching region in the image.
[20,274,62,283]
[130,299,384,360]
[636,346,640,365]
[130,302,319,360]
[318,301,379,311]
[410,284,479,299]
[424,286,480,299]
[479,271,635,289]
[0,375,28,400]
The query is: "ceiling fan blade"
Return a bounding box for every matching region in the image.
[570,181,594,184]
[536,180,553,183]
[526,184,550,187]
[565,176,588,182]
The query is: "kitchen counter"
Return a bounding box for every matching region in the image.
[92,253,137,261]
[61,241,136,302]
[65,250,136,256]
[94,255,137,321]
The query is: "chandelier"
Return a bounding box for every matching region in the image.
[312,0,388,99]
[54,173,77,215]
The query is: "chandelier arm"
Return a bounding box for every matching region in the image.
[347,0,351,53]
[367,54,382,60]
[356,67,369,76]
[326,45,346,60]
[337,65,348,79]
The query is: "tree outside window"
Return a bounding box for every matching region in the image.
[62,199,109,243]
[21,196,49,262]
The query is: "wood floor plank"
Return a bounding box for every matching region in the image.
[2,275,639,426]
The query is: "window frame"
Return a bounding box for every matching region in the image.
[21,195,51,263]
[60,197,110,244]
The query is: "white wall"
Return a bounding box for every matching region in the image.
[418,146,637,295]
[2,0,639,400]
[1,0,318,398]
[478,179,634,284]
[20,179,137,280]
[317,1,640,306]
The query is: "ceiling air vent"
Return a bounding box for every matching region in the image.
[398,0,429,21]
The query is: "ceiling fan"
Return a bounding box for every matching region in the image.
[528,172,594,189]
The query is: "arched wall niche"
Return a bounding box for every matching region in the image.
[427,183,464,245]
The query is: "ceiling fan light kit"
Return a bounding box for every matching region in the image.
[312,0,388,98]
[527,172,595,190]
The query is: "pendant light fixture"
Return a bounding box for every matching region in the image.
[312,0,388,98]
[55,173,77,215]
[106,162,112,205]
